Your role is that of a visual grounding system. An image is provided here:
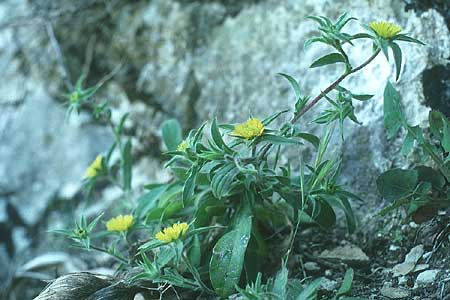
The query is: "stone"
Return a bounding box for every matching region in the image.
[404,245,424,264]
[304,261,321,272]
[380,285,410,299]
[319,244,370,267]
[392,245,425,277]
[415,270,440,286]
[320,278,338,292]
[393,262,416,277]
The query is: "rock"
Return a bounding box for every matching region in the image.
[134,293,145,300]
[405,245,424,264]
[393,262,416,277]
[319,244,370,267]
[412,264,429,273]
[392,245,424,277]
[380,285,410,299]
[415,270,440,286]
[320,278,338,292]
[304,261,321,272]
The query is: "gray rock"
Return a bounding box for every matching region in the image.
[320,278,338,292]
[405,245,424,264]
[415,270,440,286]
[392,245,425,277]
[380,285,410,299]
[319,244,370,267]
[304,261,321,272]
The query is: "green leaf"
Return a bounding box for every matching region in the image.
[401,131,415,156]
[135,185,168,219]
[295,132,320,148]
[395,34,425,45]
[376,168,418,202]
[162,119,182,151]
[260,134,303,146]
[188,235,201,268]
[122,139,132,191]
[336,268,354,297]
[383,82,404,138]
[310,53,346,68]
[429,111,444,139]
[211,118,233,154]
[262,110,289,126]
[351,93,373,101]
[117,113,129,136]
[379,38,390,61]
[87,213,104,232]
[272,259,289,300]
[442,117,450,152]
[211,164,240,199]
[182,170,197,205]
[391,42,402,81]
[209,213,252,297]
[278,73,301,99]
[416,166,445,189]
[296,278,323,300]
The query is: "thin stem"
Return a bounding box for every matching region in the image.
[291,48,381,123]
[257,50,380,162]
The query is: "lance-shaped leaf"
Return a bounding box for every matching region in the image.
[310,53,346,68]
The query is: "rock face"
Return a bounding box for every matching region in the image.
[0,0,449,298]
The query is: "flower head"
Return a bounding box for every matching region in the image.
[369,21,402,39]
[85,155,103,178]
[155,222,189,243]
[232,118,265,139]
[106,214,134,232]
[177,140,189,152]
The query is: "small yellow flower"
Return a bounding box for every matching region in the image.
[177,140,189,152]
[369,21,402,39]
[106,214,134,232]
[85,155,103,178]
[232,118,265,139]
[155,222,189,243]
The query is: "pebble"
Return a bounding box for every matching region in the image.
[304,261,320,272]
[415,270,440,286]
[319,243,369,267]
[380,285,410,299]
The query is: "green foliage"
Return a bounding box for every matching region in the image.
[378,82,450,222]
[45,13,425,300]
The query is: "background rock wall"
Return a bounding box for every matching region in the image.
[0,0,449,298]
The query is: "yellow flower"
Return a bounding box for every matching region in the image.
[369,21,402,39]
[155,222,189,243]
[177,140,189,152]
[106,214,134,232]
[232,118,265,139]
[85,155,103,178]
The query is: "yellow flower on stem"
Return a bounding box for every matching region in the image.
[155,222,189,243]
[85,155,103,178]
[369,21,402,39]
[177,140,189,152]
[232,118,265,139]
[106,215,134,232]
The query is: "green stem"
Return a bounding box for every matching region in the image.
[182,254,215,295]
[291,48,381,123]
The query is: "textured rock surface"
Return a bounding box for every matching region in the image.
[0,0,449,298]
